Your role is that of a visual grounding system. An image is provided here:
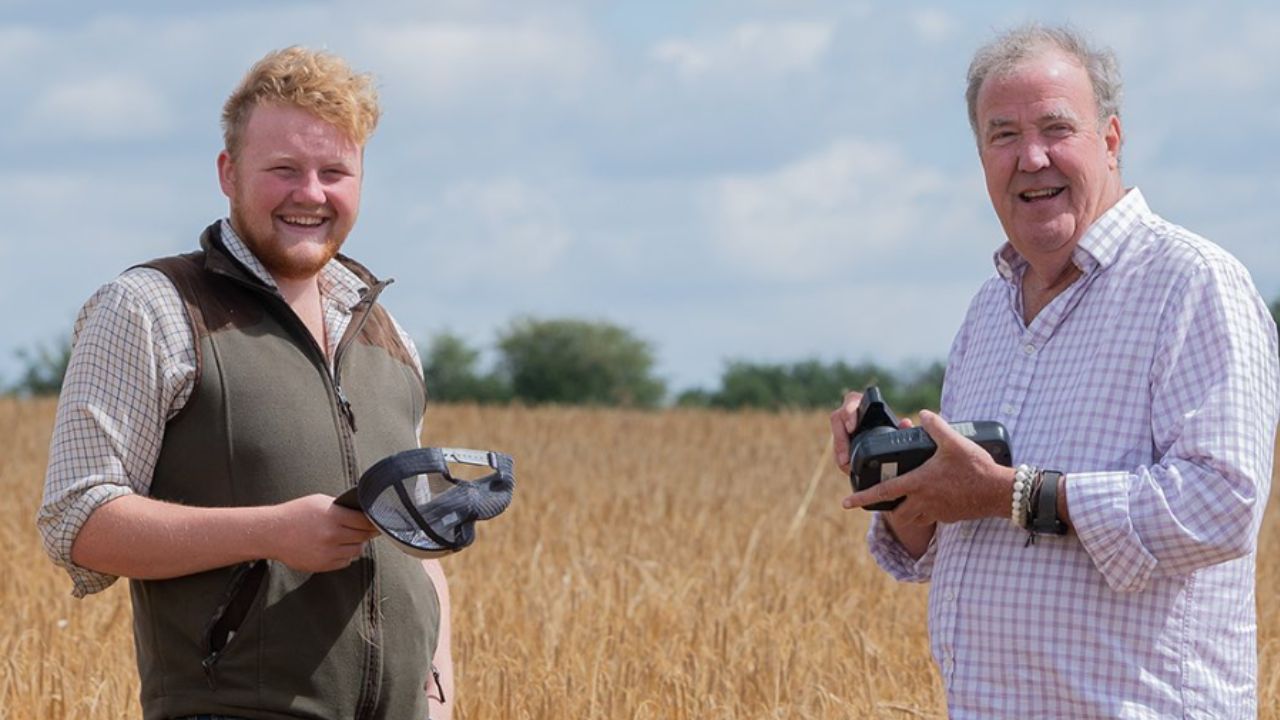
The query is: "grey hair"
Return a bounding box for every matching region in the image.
[965,24,1123,143]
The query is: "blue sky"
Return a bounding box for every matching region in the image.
[2,0,1277,393]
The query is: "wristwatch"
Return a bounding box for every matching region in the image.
[1029,469,1069,536]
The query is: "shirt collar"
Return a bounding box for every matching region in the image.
[218,218,368,312]
[993,187,1150,282]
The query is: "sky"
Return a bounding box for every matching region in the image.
[2,0,1278,394]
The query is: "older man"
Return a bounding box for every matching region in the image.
[39,48,453,720]
[832,25,1279,718]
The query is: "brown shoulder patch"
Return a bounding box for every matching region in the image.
[141,253,266,338]
[140,253,210,341]
[357,304,420,373]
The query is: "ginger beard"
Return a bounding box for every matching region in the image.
[228,194,348,280]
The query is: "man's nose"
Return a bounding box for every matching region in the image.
[292,171,326,205]
[1016,139,1051,173]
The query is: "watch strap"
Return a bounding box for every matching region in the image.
[1030,469,1068,536]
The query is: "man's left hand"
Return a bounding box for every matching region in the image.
[842,410,1012,524]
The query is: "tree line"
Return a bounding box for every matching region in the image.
[421,318,946,412]
[9,297,1280,412]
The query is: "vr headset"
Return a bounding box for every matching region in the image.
[336,447,515,558]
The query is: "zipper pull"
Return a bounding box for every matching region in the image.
[336,385,358,432]
[201,652,220,690]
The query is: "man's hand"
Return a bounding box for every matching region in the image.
[829,389,867,474]
[264,494,380,573]
[841,410,1012,525]
[829,389,916,471]
[830,389,889,472]
[832,389,935,557]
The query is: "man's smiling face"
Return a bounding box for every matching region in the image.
[217,101,363,281]
[976,47,1123,267]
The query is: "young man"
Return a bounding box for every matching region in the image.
[832,25,1279,718]
[38,47,453,720]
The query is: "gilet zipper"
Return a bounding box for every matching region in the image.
[211,264,392,720]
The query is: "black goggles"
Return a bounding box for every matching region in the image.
[335,447,515,558]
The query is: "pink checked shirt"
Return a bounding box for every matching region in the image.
[869,189,1279,719]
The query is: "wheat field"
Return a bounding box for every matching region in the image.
[1,397,1277,719]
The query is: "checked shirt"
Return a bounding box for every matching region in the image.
[37,219,422,597]
[869,188,1280,719]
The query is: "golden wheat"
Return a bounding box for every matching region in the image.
[1,398,1276,719]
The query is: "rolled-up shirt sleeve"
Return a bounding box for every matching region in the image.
[36,270,194,597]
[1069,253,1279,593]
[866,512,937,582]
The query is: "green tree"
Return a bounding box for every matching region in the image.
[422,332,511,403]
[674,387,714,407]
[496,317,666,407]
[708,359,888,410]
[684,358,942,413]
[7,336,72,396]
[887,361,946,414]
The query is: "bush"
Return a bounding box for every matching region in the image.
[422,332,511,403]
[496,318,665,407]
[6,337,71,397]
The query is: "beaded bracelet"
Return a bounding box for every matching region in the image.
[1011,464,1035,529]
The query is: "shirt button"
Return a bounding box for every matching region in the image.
[1023,343,1036,355]
[942,658,954,675]
[1001,403,1015,415]
[959,525,975,539]
[944,589,956,601]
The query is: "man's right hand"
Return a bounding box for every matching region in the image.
[829,389,916,472]
[829,389,865,474]
[266,494,380,573]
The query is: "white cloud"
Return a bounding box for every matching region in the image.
[0,169,200,256]
[0,171,89,209]
[1102,6,1280,99]
[0,168,204,376]
[1156,37,1277,96]
[0,25,46,66]
[358,20,596,104]
[409,177,572,276]
[21,73,173,141]
[708,138,957,281]
[909,8,953,45]
[3,0,1278,391]
[650,41,709,77]
[652,21,833,80]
